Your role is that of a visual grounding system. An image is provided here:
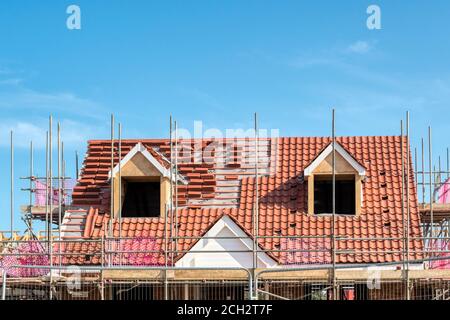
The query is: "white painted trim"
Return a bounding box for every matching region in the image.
[304,143,366,177]
[176,215,278,268]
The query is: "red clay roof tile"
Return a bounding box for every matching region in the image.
[62,136,423,265]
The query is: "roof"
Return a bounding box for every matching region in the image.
[62,136,423,265]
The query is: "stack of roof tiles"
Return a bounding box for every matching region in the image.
[61,136,423,265]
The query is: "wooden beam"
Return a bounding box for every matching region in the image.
[308,175,314,215]
[355,175,362,216]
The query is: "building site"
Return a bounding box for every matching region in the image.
[0,111,449,301]
[1,1,449,304]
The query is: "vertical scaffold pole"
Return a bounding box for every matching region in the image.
[45,131,49,242]
[58,122,62,268]
[447,148,449,180]
[75,150,79,180]
[100,234,105,300]
[428,127,434,259]
[255,113,259,262]
[169,116,174,267]
[110,114,115,239]
[10,131,14,239]
[62,139,66,264]
[421,138,425,204]
[175,120,179,254]
[118,123,122,265]
[164,203,168,301]
[331,109,337,300]
[166,115,173,301]
[29,140,34,234]
[406,111,411,300]
[414,147,418,194]
[400,120,406,293]
[62,141,65,208]
[252,112,259,299]
[49,115,53,300]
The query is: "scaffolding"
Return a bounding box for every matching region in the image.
[415,127,450,270]
[1,111,450,301]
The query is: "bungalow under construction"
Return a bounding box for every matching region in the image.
[1,114,450,300]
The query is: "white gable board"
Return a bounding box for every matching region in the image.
[304,142,366,177]
[108,142,186,183]
[176,215,277,268]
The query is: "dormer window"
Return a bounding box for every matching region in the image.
[304,142,365,216]
[109,143,184,218]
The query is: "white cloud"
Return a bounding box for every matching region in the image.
[0,65,106,119]
[0,66,110,149]
[0,118,109,149]
[347,41,373,54]
[288,40,376,69]
[0,122,45,148]
[0,86,106,120]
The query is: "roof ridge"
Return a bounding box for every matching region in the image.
[87,135,403,144]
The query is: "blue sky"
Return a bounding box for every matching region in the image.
[0,0,449,232]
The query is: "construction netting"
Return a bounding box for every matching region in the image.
[33,179,77,206]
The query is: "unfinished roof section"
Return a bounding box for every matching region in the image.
[72,138,275,210]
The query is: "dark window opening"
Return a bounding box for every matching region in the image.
[314,176,355,215]
[121,181,160,218]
